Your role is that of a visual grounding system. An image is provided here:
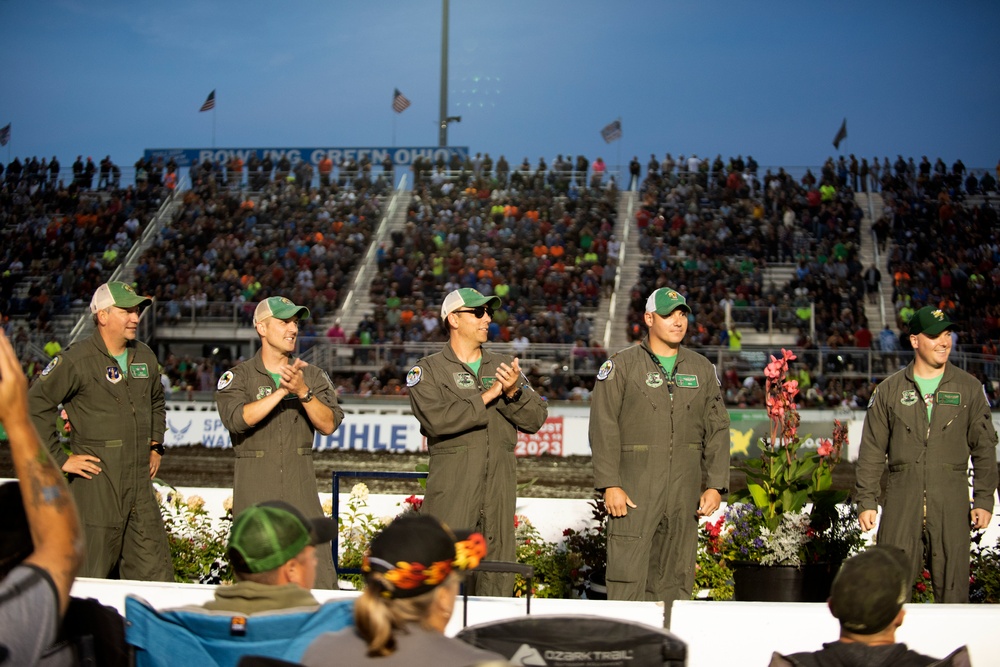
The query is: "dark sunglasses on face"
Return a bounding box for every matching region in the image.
[454,306,494,319]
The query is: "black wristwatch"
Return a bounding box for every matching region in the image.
[299,389,314,403]
[504,387,523,404]
[150,443,165,456]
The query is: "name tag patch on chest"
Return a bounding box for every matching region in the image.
[256,386,273,400]
[482,377,496,389]
[937,391,961,406]
[130,363,149,379]
[106,366,123,384]
[454,372,476,389]
[675,374,699,388]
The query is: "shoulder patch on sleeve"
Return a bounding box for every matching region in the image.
[597,359,614,381]
[41,356,61,377]
[406,366,423,387]
[217,370,234,391]
[712,363,721,386]
[867,387,877,409]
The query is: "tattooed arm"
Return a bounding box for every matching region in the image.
[0,330,83,617]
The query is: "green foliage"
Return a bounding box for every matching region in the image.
[337,483,387,591]
[157,486,233,584]
[560,494,608,597]
[514,516,570,599]
[970,531,1000,603]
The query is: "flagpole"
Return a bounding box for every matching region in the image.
[616,116,622,188]
[212,104,217,150]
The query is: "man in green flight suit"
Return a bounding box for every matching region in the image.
[856,306,998,602]
[216,296,344,589]
[29,281,172,580]
[590,287,730,627]
[407,288,548,596]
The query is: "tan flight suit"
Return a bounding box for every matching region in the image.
[215,351,344,589]
[29,331,173,581]
[856,362,997,602]
[590,341,730,609]
[407,344,548,596]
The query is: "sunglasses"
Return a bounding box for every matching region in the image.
[453,306,494,319]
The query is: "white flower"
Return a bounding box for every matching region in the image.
[222,496,234,513]
[350,483,369,502]
[321,498,334,516]
[760,512,810,566]
[186,495,206,511]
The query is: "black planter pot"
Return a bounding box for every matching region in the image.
[731,562,837,602]
[585,571,608,600]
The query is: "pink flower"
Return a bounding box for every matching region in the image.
[817,439,832,457]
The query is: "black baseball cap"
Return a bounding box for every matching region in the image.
[828,546,910,634]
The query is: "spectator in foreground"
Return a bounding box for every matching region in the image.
[0,330,85,664]
[301,514,506,666]
[769,547,968,666]
[203,501,337,614]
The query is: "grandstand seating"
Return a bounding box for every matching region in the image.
[3,154,997,407]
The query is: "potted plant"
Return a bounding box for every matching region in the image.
[721,349,864,601]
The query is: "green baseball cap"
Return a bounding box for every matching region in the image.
[440,288,502,320]
[645,287,691,316]
[89,281,152,314]
[908,306,955,337]
[227,501,336,574]
[253,296,310,325]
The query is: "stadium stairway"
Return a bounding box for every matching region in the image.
[856,191,889,331]
[600,189,639,354]
[328,187,413,338]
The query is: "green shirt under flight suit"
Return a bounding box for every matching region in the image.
[856,362,998,602]
[407,344,548,597]
[28,330,173,581]
[215,350,344,589]
[590,341,730,609]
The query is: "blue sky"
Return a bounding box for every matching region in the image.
[1,0,998,173]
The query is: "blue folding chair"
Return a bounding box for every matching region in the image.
[124,595,354,667]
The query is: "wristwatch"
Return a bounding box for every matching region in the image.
[150,443,165,456]
[504,387,523,404]
[299,389,314,403]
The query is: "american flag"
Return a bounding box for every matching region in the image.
[600,119,622,144]
[200,90,216,112]
[392,88,411,113]
[0,123,9,147]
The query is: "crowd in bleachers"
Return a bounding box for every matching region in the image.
[3,152,998,407]
[626,154,865,351]
[0,155,171,334]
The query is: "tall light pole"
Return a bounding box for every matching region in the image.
[438,0,449,147]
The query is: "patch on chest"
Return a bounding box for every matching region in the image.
[130,363,149,379]
[900,389,918,407]
[937,391,961,406]
[106,366,123,384]
[256,385,273,400]
[675,374,699,388]
[645,372,663,388]
[454,372,476,389]
[482,376,496,389]
[406,366,422,387]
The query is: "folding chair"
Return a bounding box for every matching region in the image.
[124,595,353,667]
[457,614,687,666]
[461,561,534,627]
